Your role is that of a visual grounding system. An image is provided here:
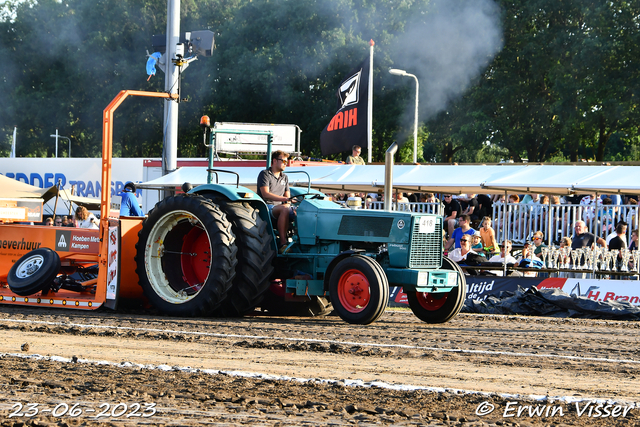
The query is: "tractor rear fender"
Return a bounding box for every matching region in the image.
[189,184,271,226]
[323,249,367,291]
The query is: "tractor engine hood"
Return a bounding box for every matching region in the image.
[296,199,413,246]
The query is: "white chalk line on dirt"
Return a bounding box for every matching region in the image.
[2,318,640,366]
[1,351,637,407]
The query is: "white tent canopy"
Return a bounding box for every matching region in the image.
[0,174,100,209]
[138,164,640,196]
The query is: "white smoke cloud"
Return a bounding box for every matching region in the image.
[390,0,503,122]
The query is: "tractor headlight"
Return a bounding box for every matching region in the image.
[448,272,458,287]
[417,271,429,286]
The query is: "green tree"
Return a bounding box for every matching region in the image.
[452,0,640,163]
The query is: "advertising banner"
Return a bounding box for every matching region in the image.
[537,277,640,305]
[389,276,640,307]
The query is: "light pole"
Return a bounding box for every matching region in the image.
[50,129,71,157]
[389,69,419,163]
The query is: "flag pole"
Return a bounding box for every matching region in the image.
[368,39,374,164]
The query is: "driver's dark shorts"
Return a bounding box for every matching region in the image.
[267,204,296,221]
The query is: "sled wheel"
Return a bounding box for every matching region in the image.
[135,195,237,317]
[212,201,275,317]
[8,248,61,296]
[407,256,466,324]
[329,255,388,325]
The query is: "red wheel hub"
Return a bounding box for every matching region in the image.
[180,227,211,292]
[337,269,370,313]
[416,292,448,311]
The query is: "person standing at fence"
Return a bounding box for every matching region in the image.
[119,181,144,217]
[443,194,461,237]
[479,216,499,255]
[626,198,639,229]
[608,222,627,253]
[520,194,542,221]
[522,193,543,227]
[445,215,475,251]
[345,145,365,165]
[580,193,602,228]
[476,193,493,219]
[629,229,638,251]
[498,194,521,241]
[422,193,442,214]
[462,194,480,222]
[599,197,615,233]
[608,222,628,275]
[571,220,606,249]
[606,221,627,246]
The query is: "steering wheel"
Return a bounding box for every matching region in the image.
[289,193,324,202]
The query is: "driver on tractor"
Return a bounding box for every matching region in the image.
[257,150,296,254]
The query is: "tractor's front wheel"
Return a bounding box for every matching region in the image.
[407,256,467,323]
[135,195,237,317]
[329,255,388,325]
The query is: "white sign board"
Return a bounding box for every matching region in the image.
[0,158,144,214]
[214,122,298,153]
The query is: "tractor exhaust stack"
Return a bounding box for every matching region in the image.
[384,142,398,211]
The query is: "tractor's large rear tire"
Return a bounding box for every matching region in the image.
[212,201,275,317]
[135,195,237,317]
[8,248,60,296]
[406,256,467,324]
[329,255,388,325]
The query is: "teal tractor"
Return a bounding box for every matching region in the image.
[135,127,466,325]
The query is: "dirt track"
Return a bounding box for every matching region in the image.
[0,306,639,426]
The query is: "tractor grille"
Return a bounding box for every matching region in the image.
[408,216,443,268]
[337,216,393,238]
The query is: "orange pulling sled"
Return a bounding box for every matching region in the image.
[0,91,176,310]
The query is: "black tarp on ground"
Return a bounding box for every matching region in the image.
[462,286,640,320]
